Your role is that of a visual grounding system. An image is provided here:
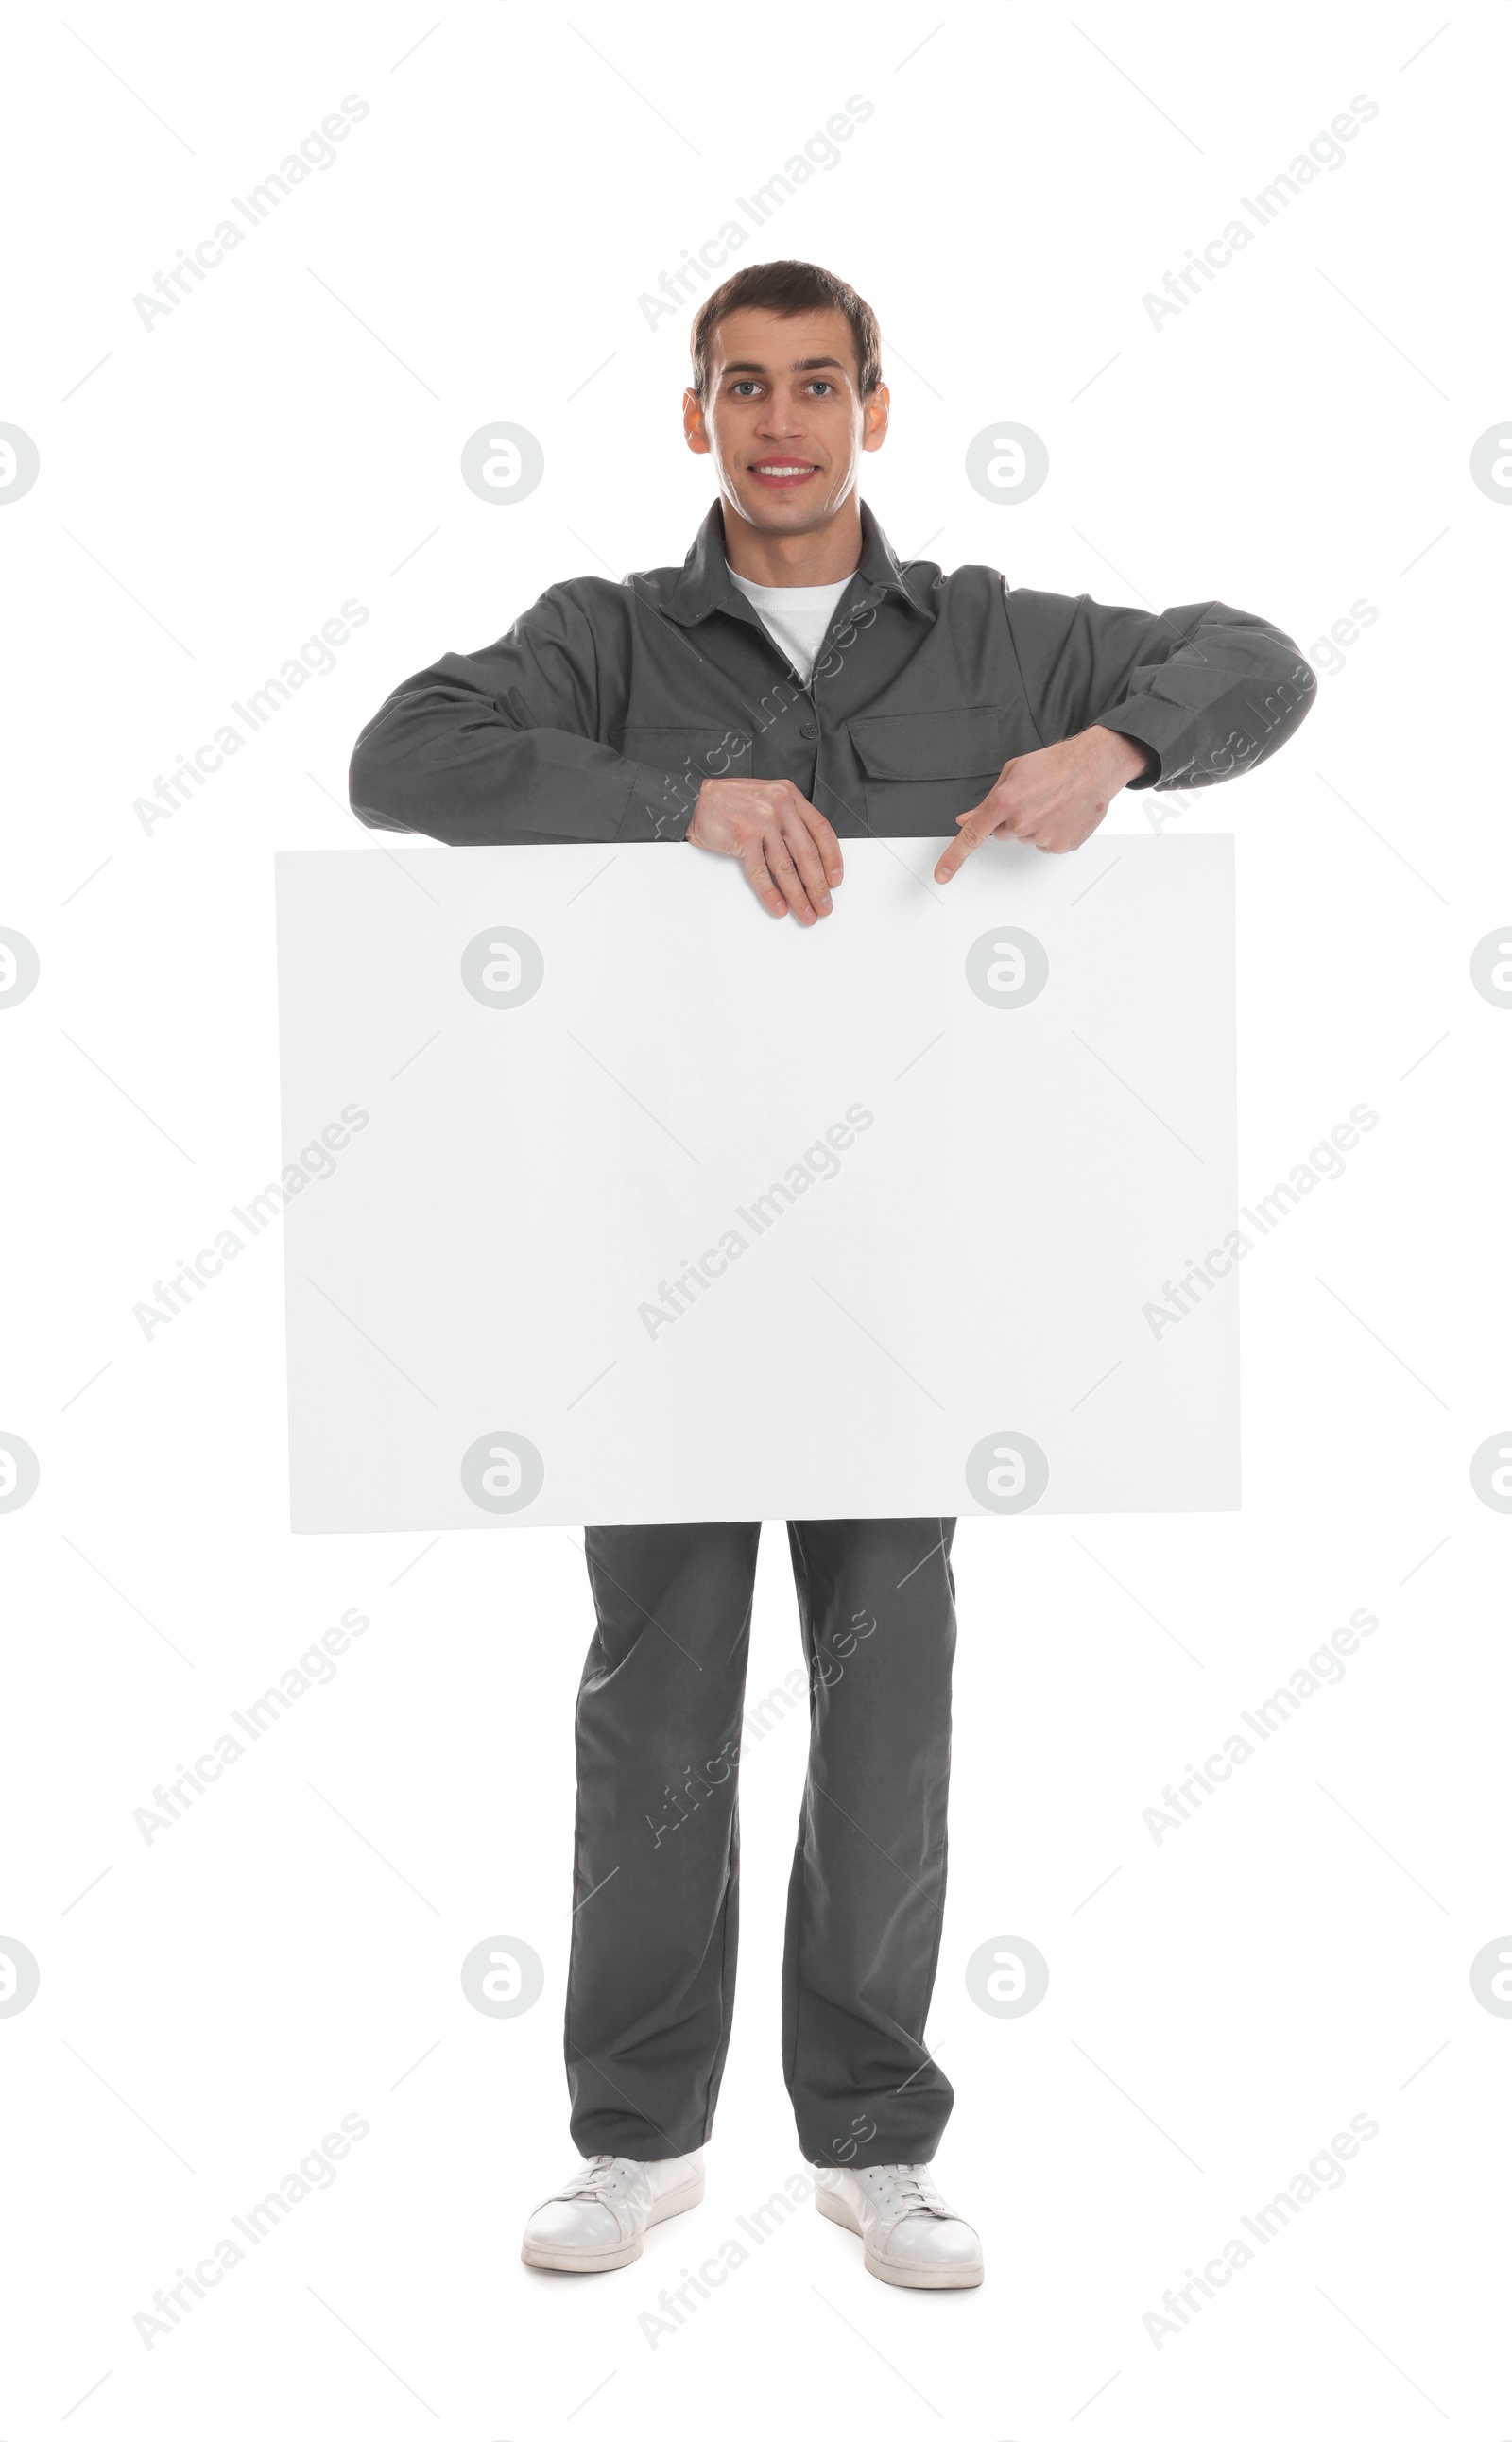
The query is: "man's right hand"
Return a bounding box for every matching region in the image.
[687,777,844,925]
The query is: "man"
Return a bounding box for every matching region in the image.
[350,259,1314,2289]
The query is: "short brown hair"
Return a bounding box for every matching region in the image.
[689,260,883,404]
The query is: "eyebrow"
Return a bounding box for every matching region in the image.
[717,355,849,379]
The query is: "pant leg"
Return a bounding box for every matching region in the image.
[782,1515,957,2168]
[566,1519,761,2159]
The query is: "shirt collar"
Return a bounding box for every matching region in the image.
[657,498,936,627]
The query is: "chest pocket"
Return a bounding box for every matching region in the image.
[848,705,1002,834]
[616,724,752,822]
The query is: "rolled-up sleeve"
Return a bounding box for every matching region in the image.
[348,585,695,846]
[1001,585,1316,790]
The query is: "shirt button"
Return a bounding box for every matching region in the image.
[800,719,816,739]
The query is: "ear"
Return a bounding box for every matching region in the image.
[861,384,890,455]
[683,388,712,456]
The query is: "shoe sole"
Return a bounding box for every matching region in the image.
[816,2184,984,2289]
[521,2168,705,2274]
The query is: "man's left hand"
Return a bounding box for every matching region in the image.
[933,726,1156,883]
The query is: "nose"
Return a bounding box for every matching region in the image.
[756,390,807,439]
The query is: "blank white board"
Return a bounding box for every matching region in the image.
[274,834,1237,1529]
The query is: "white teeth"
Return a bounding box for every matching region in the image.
[756,464,813,474]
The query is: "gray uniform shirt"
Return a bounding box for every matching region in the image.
[349,499,1315,846]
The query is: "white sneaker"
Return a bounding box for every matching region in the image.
[815,2161,984,2289]
[521,2150,705,2273]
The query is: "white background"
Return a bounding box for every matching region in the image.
[2,4,1508,2435]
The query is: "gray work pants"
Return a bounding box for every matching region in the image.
[564,1517,957,2168]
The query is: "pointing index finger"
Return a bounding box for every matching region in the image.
[933,812,995,885]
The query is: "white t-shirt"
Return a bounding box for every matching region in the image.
[726,561,859,684]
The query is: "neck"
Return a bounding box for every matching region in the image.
[719,495,863,588]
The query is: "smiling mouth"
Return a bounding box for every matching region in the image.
[748,461,820,483]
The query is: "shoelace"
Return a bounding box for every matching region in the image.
[554,2153,626,2203]
[864,2164,948,2219]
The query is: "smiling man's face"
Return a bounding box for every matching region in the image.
[683,305,888,543]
